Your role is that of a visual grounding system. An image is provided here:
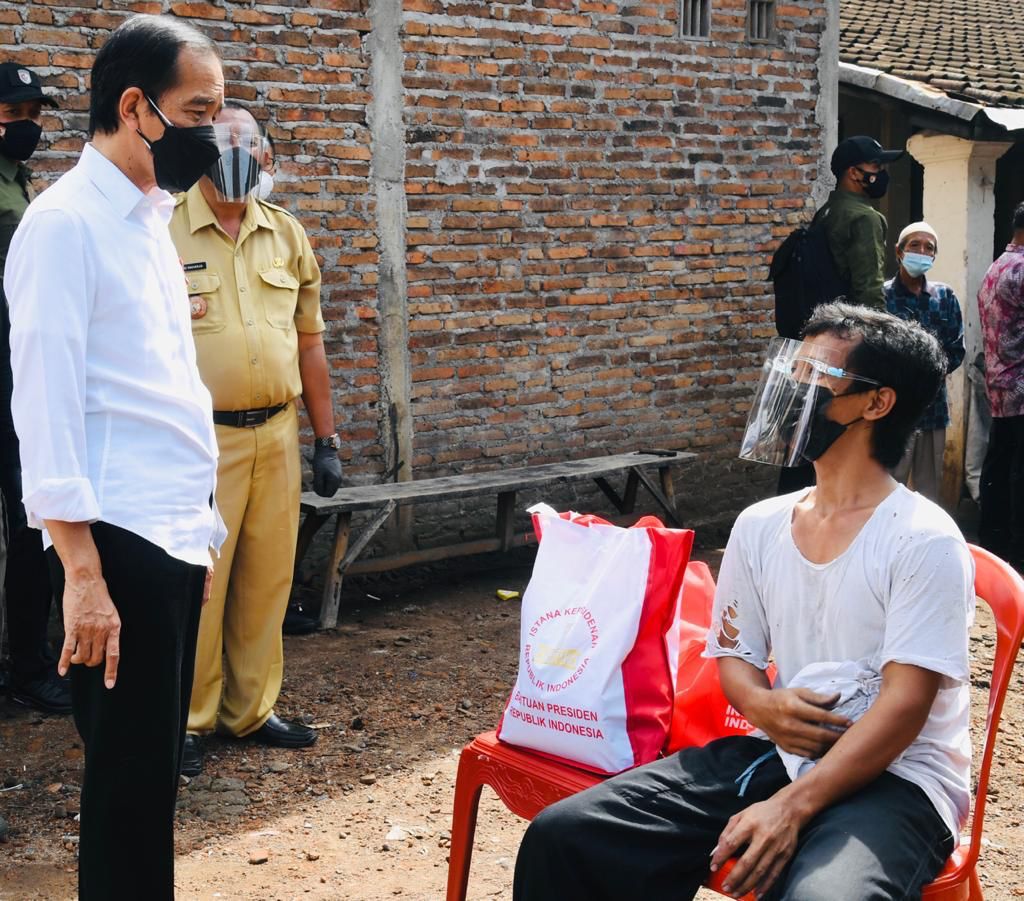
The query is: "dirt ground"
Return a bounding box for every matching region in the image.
[1,547,1023,901]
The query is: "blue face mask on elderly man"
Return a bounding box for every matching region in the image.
[901,252,934,278]
[897,223,939,280]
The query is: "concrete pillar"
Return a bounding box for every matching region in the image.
[811,0,840,208]
[368,0,413,545]
[905,133,1012,508]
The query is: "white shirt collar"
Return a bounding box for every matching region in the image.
[79,142,175,224]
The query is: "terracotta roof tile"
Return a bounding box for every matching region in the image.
[841,0,1024,109]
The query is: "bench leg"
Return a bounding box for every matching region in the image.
[658,464,677,518]
[634,468,682,527]
[294,511,331,579]
[593,470,640,515]
[496,490,517,552]
[319,511,352,631]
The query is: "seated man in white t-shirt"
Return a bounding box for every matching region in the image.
[513,302,973,901]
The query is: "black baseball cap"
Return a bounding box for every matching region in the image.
[830,136,904,177]
[0,63,58,108]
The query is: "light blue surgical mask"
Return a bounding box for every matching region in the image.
[902,251,934,278]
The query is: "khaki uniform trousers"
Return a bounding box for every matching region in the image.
[188,402,300,737]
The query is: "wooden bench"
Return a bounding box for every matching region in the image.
[294,450,697,629]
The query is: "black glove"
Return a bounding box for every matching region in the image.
[312,445,342,497]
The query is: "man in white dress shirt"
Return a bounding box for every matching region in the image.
[4,16,226,900]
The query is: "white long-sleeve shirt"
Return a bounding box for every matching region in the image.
[4,143,225,567]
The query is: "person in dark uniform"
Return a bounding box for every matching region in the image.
[0,63,69,714]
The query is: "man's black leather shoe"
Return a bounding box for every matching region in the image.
[282,602,318,636]
[181,733,204,777]
[10,672,72,715]
[247,714,317,748]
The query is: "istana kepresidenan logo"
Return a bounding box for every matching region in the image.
[523,604,600,693]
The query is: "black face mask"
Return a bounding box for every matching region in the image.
[137,96,220,193]
[209,146,261,202]
[0,119,42,162]
[857,167,890,200]
[800,389,866,463]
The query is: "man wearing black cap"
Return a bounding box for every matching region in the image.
[0,63,69,715]
[821,135,905,310]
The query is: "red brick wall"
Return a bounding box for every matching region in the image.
[2,0,829,538]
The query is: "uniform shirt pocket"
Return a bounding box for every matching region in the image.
[187,272,225,334]
[258,266,300,330]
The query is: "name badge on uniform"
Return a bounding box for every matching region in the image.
[190,296,208,319]
[184,261,207,272]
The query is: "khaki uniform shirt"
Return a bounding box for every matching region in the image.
[169,186,324,411]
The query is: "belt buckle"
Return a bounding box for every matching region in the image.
[243,409,265,428]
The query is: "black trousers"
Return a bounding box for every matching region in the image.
[47,523,205,901]
[514,736,953,901]
[979,414,1024,570]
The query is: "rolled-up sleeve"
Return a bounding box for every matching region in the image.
[4,208,101,527]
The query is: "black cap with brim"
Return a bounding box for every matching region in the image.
[831,135,904,176]
[0,64,58,108]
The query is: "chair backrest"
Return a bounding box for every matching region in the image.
[963,545,1024,870]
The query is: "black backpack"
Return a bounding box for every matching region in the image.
[769,205,849,339]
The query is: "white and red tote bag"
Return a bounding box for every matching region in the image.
[496,505,694,774]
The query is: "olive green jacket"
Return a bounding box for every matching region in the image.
[0,154,32,277]
[815,188,887,310]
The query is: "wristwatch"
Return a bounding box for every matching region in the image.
[314,433,341,450]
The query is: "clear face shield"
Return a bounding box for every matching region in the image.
[206,121,263,202]
[739,338,881,467]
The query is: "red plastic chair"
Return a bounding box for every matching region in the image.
[446,545,1024,901]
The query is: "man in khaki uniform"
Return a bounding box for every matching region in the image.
[169,105,341,775]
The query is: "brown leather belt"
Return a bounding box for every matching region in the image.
[212,404,287,428]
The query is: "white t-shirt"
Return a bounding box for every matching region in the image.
[706,484,974,839]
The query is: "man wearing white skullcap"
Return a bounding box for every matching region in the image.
[883,221,965,502]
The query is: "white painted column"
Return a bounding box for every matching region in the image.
[906,133,1012,508]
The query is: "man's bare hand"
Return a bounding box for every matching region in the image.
[203,567,213,606]
[748,687,851,758]
[711,792,808,898]
[58,574,120,689]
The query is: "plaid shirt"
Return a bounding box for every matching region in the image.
[884,274,965,430]
[977,244,1024,418]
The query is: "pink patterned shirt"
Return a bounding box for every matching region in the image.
[978,244,1024,418]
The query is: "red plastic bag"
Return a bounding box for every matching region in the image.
[665,562,765,753]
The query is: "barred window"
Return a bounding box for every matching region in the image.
[681,0,710,39]
[748,0,775,41]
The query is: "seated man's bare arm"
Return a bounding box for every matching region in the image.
[718,656,853,758]
[712,659,941,897]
